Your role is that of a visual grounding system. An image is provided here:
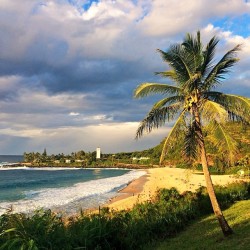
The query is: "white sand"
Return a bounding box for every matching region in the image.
[108,167,244,210]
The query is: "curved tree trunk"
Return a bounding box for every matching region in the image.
[194,109,233,236]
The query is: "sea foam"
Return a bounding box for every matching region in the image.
[0,170,146,215]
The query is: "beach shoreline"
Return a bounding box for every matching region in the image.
[1,166,247,216]
[0,168,145,216]
[106,170,149,206]
[106,167,245,211]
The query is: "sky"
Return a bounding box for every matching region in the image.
[0,0,250,155]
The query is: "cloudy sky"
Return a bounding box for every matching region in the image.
[0,0,250,155]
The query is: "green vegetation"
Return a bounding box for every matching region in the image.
[23,148,162,168]
[148,200,250,250]
[23,150,97,167]
[134,31,250,235]
[22,122,250,170]
[1,182,249,249]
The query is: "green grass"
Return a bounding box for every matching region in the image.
[1,183,249,249]
[147,200,250,250]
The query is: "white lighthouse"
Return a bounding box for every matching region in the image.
[96,147,101,159]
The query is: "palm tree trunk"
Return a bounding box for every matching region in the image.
[194,109,233,236]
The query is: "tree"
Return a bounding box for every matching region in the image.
[42,148,47,157]
[134,31,250,236]
[23,152,33,162]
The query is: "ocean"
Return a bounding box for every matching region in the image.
[0,156,146,215]
[0,155,23,166]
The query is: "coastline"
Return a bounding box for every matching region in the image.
[0,167,146,216]
[107,170,149,207]
[107,167,243,211]
[1,166,247,216]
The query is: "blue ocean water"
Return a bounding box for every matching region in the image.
[0,167,146,215]
[0,155,23,165]
[0,168,130,202]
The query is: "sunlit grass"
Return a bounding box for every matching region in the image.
[148,200,250,250]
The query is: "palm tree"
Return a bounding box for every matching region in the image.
[134,31,250,236]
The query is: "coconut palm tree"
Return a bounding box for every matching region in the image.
[134,31,250,236]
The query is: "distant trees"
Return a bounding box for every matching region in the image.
[23,150,87,164]
[23,152,34,163]
[23,148,162,166]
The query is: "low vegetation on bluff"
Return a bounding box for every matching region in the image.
[0,182,249,249]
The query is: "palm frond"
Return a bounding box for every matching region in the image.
[153,96,184,109]
[201,36,219,77]
[182,72,201,92]
[201,99,228,124]
[182,31,203,73]
[203,44,241,90]
[134,83,181,99]
[226,95,250,123]
[159,111,186,165]
[155,70,178,82]
[206,121,238,164]
[205,92,250,123]
[183,119,200,160]
[157,46,191,84]
[183,31,202,54]
[136,104,182,139]
[203,91,223,99]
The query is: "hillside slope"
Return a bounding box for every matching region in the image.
[147,200,250,250]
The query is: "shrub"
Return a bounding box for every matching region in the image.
[0,182,249,249]
[0,209,66,249]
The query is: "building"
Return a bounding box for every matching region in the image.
[132,157,150,161]
[96,147,101,159]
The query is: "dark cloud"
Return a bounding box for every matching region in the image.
[0,0,250,154]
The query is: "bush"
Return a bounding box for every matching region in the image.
[1,182,250,249]
[0,209,66,249]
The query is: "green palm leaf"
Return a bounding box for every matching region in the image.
[134,83,181,99]
[182,31,203,74]
[159,111,186,164]
[207,121,238,164]
[205,92,250,122]
[136,103,182,139]
[153,96,184,109]
[201,99,228,123]
[157,46,191,84]
[183,119,200,160]
[201,36,219,78]
[203,44,241,90]
[182,72,201,92]
[155,70,178,82]
[225,95,250,122]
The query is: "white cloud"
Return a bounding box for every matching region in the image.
[35,122,167,153]
[138,0,250,36]
[69,112,80,116]
[81,0,127,21]
[0,120,169,154]
[0,0,250,154]
[2,0,250,62]
[0,128,44,138]
[200,24,250,90]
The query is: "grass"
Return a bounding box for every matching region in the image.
[147,200,250,250]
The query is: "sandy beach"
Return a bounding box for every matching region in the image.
[107,167,243,210]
